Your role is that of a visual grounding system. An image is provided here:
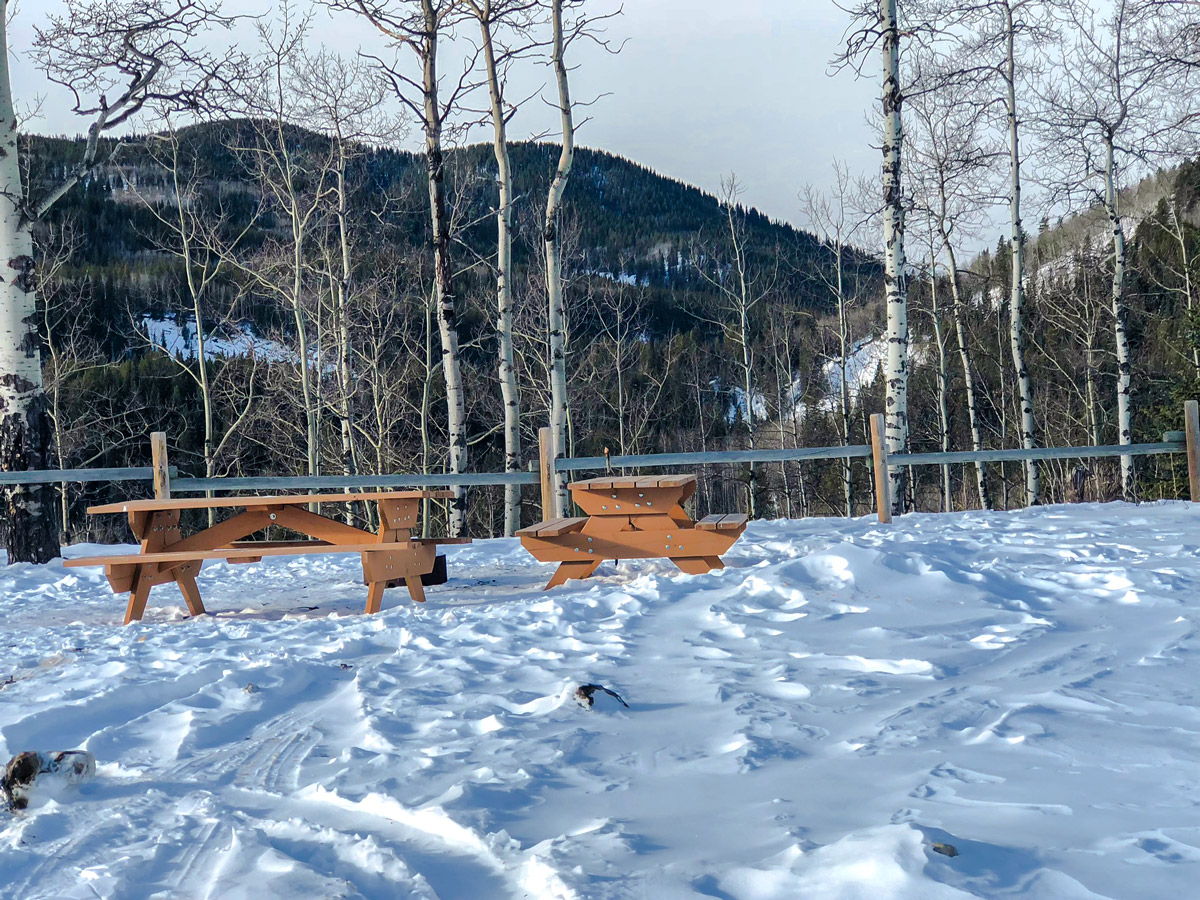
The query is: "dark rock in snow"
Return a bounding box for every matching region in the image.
[575,683,629,710]
[2,751,96,811]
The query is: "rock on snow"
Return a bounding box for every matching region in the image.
[2,502,1200,898]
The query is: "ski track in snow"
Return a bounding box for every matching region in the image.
[2,502,1200,898]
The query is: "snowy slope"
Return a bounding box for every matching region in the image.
[3,503,1200,898]
[140,315,304,365]
[819,335,885,411]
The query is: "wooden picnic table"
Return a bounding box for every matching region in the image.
[63,490,468,623]
[516,474,747,589]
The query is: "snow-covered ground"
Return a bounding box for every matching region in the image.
[3,502,1200,899]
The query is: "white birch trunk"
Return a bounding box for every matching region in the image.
[290,234,318,481]
[1005,5,1039,504]
[333,153,359,524]
[836,243,853,516]
[0,5,58,563]
[545,0,574,518]
[739,299,757,518]
[335,157,356,483]
[422,0,468,534]
[929,258,952,512]
[1103,136,1134,498]
[881,0,909,516]
[480,13,522,535]
[940,224,990,509]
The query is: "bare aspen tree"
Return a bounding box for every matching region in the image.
[135,119,257,522]
[801,162,870,516]
[0,0,235,562]
[1037,242,1106,448]
[536,0,619,515]
[695,176,777,519]
[36,223,84,537]
[906,80,995,507]
[298,50,391,519]
[926,0,1048,502]
[332,0,475,534]
[920,228,954,510]
[765,303,802,517]
[592,280,637,457]
[1038,0,1197,500]
[838,0,914,515]
[543,0,576,517]
[463,0,537,534]
[233,11,330,485]
[1146,191,1200,378]
[881,0,911,514]
[1000,1,1041,504]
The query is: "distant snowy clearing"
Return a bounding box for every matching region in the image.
[2,503,1200,898]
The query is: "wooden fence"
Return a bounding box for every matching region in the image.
[2,400,1198,529]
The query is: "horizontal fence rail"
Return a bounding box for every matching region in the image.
[556,445,874,472]
[555,442,1183,472]
[172,472,538,492]
[889,441,1185,467]
[0,466,174,487]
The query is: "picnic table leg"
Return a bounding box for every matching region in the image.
[124,567,153,624]
[404,575,426,603]
[173,569,206,617]
[365,580,386,614]
[671,556,723,576]
[546,559,601,589]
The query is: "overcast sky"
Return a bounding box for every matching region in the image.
[9,0,881,235]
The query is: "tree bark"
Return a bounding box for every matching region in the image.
[479,7,522,535]
[333,145,358,520]
[0,7,58,563]
[836,242,854,516]
[544,0,574,518]
[881,0,909,516]
[940,225,991,509]
[421,0,468,534]
[929,258,952,512]
[1004,3,1039,504]
[1103,135,1134,498]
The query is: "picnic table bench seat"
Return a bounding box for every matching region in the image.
[64,490,468,623]
[514,516,589,538]
[519,475,747,589]
[696,513,750,532]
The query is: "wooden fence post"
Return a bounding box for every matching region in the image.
[870,413,891,524]
[1185,400,1200,502]
[150,431,171,500]
[538,426,554,520]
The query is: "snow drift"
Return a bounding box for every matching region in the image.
[1,502,1198,898]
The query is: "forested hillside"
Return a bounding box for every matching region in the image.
[21,115,1200,542]
[28,122,864,539]
[903,160,1200,504]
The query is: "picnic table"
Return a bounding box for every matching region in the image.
[516,474,747,589]
[63,490,469,623]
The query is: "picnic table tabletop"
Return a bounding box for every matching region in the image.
[87,489,454,515]
[568,474,695,491]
